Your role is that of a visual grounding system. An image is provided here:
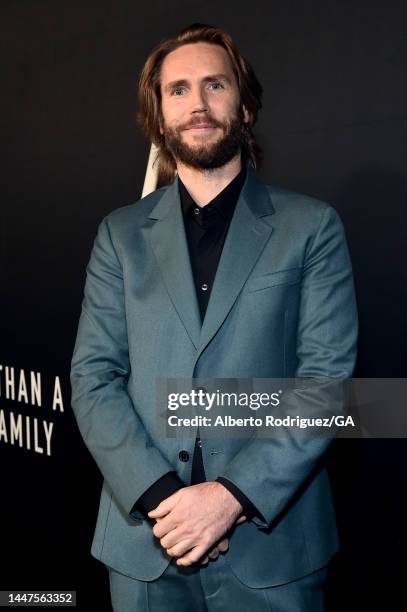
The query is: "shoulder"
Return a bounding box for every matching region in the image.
[101,186,168,230]
[260,180,344,235]
[267,183,333,217]
[89,186,171,258]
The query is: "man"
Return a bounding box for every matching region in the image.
[70,23,358,611]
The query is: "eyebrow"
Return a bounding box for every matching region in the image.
[163,73,231,93]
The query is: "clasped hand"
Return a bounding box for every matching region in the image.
[148,481,246,566]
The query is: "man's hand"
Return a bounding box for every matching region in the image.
[155,518,233,566]
[199,536,229,566]
[148,482,245,566]
[196,515,246,566]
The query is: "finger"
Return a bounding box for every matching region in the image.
[148,506,170,519]
[160,527,186,550]
[200,556,209,565]
[208,547,219,560]
[148,492,180,519]
[166,538,195,558]
[236,515,247,525]
[152,518,178,539]
[176,545,208,567]
[217,538,229,553]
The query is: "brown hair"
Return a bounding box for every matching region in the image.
[137,23,263,185]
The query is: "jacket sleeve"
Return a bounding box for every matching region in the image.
[70,216,176,520]
[131,472,185,519]
[217,205,358,528]
[216,477,264,521]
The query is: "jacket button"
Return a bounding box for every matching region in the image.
[178,450,189,462]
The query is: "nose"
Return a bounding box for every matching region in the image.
[190,86,208,114]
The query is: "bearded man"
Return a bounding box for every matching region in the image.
[71,23,358,612]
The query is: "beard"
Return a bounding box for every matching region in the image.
[162,112,245,170]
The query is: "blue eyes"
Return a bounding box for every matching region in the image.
[171,82,225,96]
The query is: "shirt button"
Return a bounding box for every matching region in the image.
[194,207,200,215]
[201,283,209,291]
[178,450,189,462]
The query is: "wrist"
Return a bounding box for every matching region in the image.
[213,481,243,518]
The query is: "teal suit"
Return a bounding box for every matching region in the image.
[70,167,357,590]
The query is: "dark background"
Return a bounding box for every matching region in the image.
[1,1,406,610]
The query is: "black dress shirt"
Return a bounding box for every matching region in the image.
[132,166,261,521]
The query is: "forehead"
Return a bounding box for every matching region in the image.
[160,42,236,86]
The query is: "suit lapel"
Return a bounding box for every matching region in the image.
[149,179,202,350]
[197,168,275,360]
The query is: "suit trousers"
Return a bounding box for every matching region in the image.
[108,555,328,612]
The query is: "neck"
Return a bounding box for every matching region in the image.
[176,154,243,207]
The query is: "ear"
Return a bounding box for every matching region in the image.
[158,111,164,135]
[242,104,251,124]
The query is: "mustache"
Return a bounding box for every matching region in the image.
[181,116,223,130]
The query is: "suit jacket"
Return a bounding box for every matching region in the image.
[70,167,358,587]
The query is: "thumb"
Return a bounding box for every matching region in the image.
[236,515,247,525]
[148,490,181,518]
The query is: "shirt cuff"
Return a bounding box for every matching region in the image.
[216,477,265,522]
[130,471,185,520]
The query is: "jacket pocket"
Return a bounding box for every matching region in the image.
[246,267,302,293]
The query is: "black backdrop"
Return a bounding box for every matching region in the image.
[1,1,406,610]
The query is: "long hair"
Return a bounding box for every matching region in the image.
[137,23,263,185]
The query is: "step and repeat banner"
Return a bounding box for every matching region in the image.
[1,1,406,610]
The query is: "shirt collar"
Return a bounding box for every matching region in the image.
[178,166,247,221]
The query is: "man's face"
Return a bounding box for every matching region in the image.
[159,42,250,170]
